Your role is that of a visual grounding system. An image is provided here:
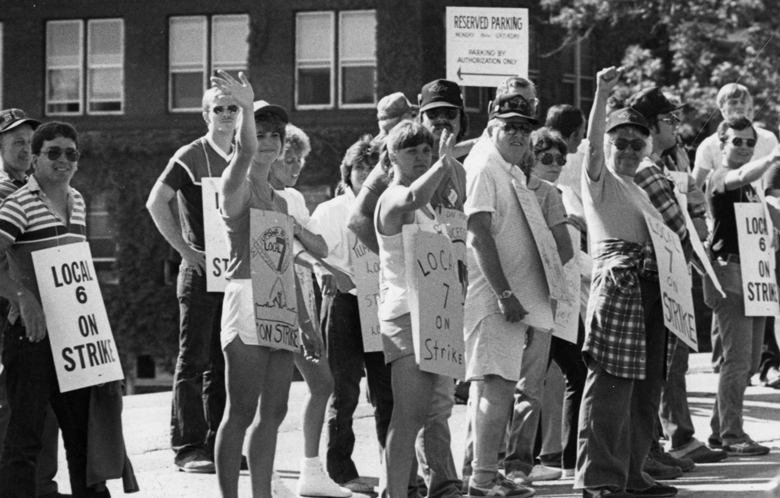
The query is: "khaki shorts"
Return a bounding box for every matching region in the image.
[465,313,528,382]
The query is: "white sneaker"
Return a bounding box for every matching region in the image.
[528,465,562,482]
[506,470,531,486]
[297,459,353,498]
[273,473,299,498]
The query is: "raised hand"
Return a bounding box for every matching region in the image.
[210,70,254,110]
[596,66,623,94]
[439,128,456,161]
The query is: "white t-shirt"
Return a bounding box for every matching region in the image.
[695,127,778,173]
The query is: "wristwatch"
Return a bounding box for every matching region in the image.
[498,290,513,300]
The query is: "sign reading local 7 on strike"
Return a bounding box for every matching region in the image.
[202,178,230,292]
[446,7,529,87]
[349,232,383,353]
[32,242,124,392]
[643,213,698,350]
[403,226,465,380]
[437,207,468,304]
[734,203,780,316]
[250,209,300,352]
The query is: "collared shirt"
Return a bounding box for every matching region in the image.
[0,171,26,202]
[634,158,688,245]
[463,137,552,333]
[311,188,357,280]
[0,175,87,323]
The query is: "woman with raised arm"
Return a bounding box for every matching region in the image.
[575,67,676,498]
[210,70,324,498]
[373,121,457,498]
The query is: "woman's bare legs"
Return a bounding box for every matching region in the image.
[294,354,335,457]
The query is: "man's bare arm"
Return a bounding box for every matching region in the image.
[146,181,206,274]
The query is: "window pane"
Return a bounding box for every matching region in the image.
[170,17,206,66]
[47,21,81,67]
[172,72,203,109]
[48,69,80,102]
[89,20,122,65]
[213,15,249,67]
[463,86,481,111]
[341,66,375,105]
[297,13,332,62]
[298,68,331,106]
[89,68,121,100]
[340,11,376,61]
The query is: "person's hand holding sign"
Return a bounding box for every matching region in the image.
[300,319,325,363]
[18,288,47,342]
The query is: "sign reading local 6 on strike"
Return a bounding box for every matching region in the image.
[202,178,230,292]
[735,203,780,316]
[32,242,124,392]
[643,213,698,351]
[403,226,465,380]
[250,209,300,352]
[446,7,529,87]
[349,233,383,353]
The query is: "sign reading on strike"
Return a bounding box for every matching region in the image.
[349,233,383,353]
[250,209,300,351]
[553,225,581,344]
[32,242,124,392]
[202,178,230,292]
[403,226,465,380]
[446,7,529,87]
[734,203,780,316]
[644,213,698,350]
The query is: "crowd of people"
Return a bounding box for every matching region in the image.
[0,60,779,498]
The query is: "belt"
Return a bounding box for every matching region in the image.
[716,254,740,264]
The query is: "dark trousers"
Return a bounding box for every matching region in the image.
[324,292,394,484]
[171,263,225,461]
[0,320,93,498]
[760,317,780,379]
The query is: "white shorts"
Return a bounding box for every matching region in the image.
[464,313,528,382]
[221,279,258,349]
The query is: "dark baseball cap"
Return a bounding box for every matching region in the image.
[253,100,289,124]
[605,108,650,135]
[488,93,539,125]
[627,87,685,121]
[418,80,463,113]
[0,109,40,134]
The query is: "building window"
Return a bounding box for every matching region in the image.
[46,19,124,116]
[86,192,118,282]
[295,10,376,110]
[169,14,249,112]
[562,35,595,116]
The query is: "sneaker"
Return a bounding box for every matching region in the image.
[668,439,727,463]
[341,478,374,494]
[582,488,634,498]
[527,465,562,482]
[761,366,780,388]
[468,474,535,497]
[506,470,531,486]
[649,450,695,472]
[273,473,298,498]
[642,456,682,480]
[627,483,678,497]
[298,459,353,497]
[174,451,216,474]
[722,439,770,456]
[707,437,722,449]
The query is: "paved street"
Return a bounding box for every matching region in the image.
[54,353,780,497]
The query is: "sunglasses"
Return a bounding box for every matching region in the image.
[500,121,534,136]
[539,152,566,166]
[611,138,647,151]
[212,105,239,115]
[727,137,757,148]
[424,108,459,121]
[41,147,80,162]
[657,115,681,126]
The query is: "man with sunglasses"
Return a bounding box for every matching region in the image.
[147,87,238,473]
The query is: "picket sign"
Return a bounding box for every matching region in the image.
[643,213,698,351]
[32,242,124,392]
[201,178,230,292]
[295,262,320,345]
[553,225,581,344]
[402,225,466,380]
[250,209,300,351]
[734,203,780,316]
[349,232,383,353]
[436,207,469,306]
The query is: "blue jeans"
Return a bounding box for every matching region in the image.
[659,342,696,450]
[171,263,225,461]
[704,260,764,444]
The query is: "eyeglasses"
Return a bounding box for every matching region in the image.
[657,115,681,126]
[41,147,80,162]
[611,138,647,151]
[212,105,239,115]
[538,152,566,166]
[424,108,459,121]
[499,121,534,136]
[727,137,757,148]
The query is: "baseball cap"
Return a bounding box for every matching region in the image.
[627,87,685,121]
[418,80,463,113]
[0,109,40,135]
[377,92,417,121]
[253,100,289,124]
[605,108,650,135]
[488,93,539,125]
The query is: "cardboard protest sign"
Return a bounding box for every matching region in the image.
[202,178,230,292]
[349,233,383,353]
[403,225,465,380]
[734,203,780,316]
[553,225,581,344]
[250,209,300,351]
[644,213,698,350]
[437,207,468,304]
[32,242,124,392]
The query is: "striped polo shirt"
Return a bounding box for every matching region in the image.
[0,175,87,324]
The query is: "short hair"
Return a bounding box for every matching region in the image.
[545,105,584,140]
[717,115,756,143]
[340,135,380,190]
[382,121,434,172]
[532,127,568,157]
[201,87,222,113]
[32,122,79,155]
[255,112,287,144]
[717,83,752,110]
[284,124,311,159]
